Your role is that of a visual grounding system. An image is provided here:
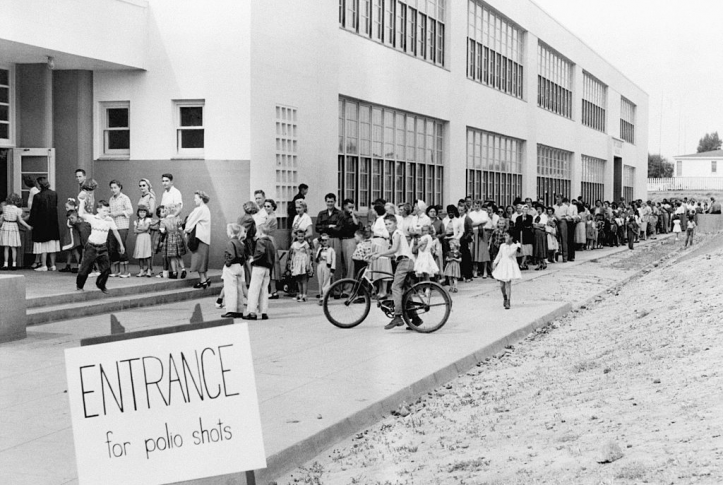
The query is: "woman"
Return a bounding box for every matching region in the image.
[427,205,445,275]
[397,202,414,244]
[514,205,534,270]
[385,202,403,227]
[184,190,211,288]
[28,177,60,271]
[457,201,474,283]
[545,206,558,263]
[370,202,392,297]
[138,178,158,275]
[468,200,491,278]
[532,205,548,270]
[24,175,41,268]
[441,204,463,283]
[262,198,282,299]
[575,202,588,250]
[108,180,133,277]
[291,199,313,241]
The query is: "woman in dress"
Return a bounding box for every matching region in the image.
[532,205,548,270]
[291,199,313,241]
[575,202,588,250]
[262,198,282,299]
[427,205,445,277]
[28,177,60,271]
[138,178,158,276]
[184,191,212,288]
[468,200,490,278]
[545,207,559,263]
[457,201,474,283]
[492,231,521,309]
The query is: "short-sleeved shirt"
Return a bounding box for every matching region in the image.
[109,193,133,230]
[84,214,119,245]
[393,229,414,260]
[160,186,183,214]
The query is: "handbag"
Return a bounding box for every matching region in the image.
[186,226,200,251]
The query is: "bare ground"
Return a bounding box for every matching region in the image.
[276,235,723,485]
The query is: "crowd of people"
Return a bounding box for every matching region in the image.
[0,173,714,320]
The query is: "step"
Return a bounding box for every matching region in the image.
[27,284,222,326]
[26,275,222,310]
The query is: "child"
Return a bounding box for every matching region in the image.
[315,233,336,305]
[684,215,696,248]
[491,231,521,309]
[672,214,682,241]
[595,214,605,249]
[444,239,462,293]
[608,215,619,247]
[288,228,312,302]
[76,200,125,293]
[243,223,276,320]
[351,227,373,279]
[585,216,595,250]
[133,205,153,277]
[60,210,90,273]
[0,193,32,270]
[221,224,247,318]
[158,205,186,278]
[414,225,439,281]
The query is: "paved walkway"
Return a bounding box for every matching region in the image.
[0,236,678,484]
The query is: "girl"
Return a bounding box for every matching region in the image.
[288,228,312,302]
[315,233,336,305]
[221,224,247,318]
[414,225,439,281]
[158,205,186,278]
[595,215,606,249]
[585,213,596,250]
[672,214,682,241]
[351,227,373,279]
[491,231,522,310]
[133,205,153,277]
[545,207,558,263]
[684,214,696,248]
[0,194,32,269]
[443,239,462,293]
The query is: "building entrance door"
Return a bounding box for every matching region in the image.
[13,148,55,206]
[613,156,622,204]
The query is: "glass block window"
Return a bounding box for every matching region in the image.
[339,97,444,208]
[101,101,130,157]
[620,97,636,144]
[537,42,572,118]
[340,0,445,67]
[467,0,525,99]
[581,155,605,204]
[275,105,298,229]
[623,165,635,202]
[537,144,572,205]
[582,71,607,132]
[0,68,10,143]
[466,128,523,207]
[174,100,204,157]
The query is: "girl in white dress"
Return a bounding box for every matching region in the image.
[0,194,32,269]
[491,231,521,310]
[414,225,439,280]
[133,205,153,276]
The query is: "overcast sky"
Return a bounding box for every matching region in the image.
[532,0,721,160]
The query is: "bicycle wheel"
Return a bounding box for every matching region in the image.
[323,278,371,329]
[402,281,452,333]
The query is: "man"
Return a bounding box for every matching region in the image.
[75,168,94,214]
[76,199,125,294]
[253,189,268,227]
[553,196,577,262]
[465,195,473,211]
[337,198,361,279]
[160,173,183,217]
[315,193,343,283]
[709,197,721,214]
[288,183,308,222]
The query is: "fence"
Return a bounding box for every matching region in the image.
[647,177,723,191]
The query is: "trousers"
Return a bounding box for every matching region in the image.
[247,266,270,315]
[222,263,246,313]
[392,258,415,316]
[76,242,111,290]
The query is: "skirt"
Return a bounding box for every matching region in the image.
[162,231,187,258]
[190,241,209,273]
[443,261,461,278]
[369,237,393,276]
[491,258,521,282]
[472,228,491,263]
[268,235,282,280]
[109,228,129,263]
[133,233,153,259]
[33,240,60,254]
[414,251,439,276]
[0,221,21,247]
[575,221,586,244]
[533,229,547,259]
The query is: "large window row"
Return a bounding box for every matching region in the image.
[581,155,605,203]
[0,68,10,142]
[537,144,572,205]
[537,42,572,118]
[466,128,523,206]
[340,0,445,67]
[339,98,444,207]
[466,170,522,208]
[620,97,636,144]
[623,165,635,201]
[582,72,607,132]
[467,0,524,99]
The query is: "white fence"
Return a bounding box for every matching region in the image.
[647,177,723,191]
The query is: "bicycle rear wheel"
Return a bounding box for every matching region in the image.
[323,278,371,328]
[402,281,452,333]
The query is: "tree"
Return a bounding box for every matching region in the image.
[697,132,722,153]
[648,153,673,178]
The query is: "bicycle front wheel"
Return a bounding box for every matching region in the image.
[323,278,371,329]
[402,281,452,333]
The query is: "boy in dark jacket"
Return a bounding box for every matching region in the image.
[242,223,277,320]
[221,224,247,318]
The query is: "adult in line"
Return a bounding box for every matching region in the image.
[76,199,124,294]
[253,189,268,228]
[138,178,158,275]
[23,175,41,268]
[441,204,464,284]
[108,180,133,278]
[292,199,313,240]
[397,202,415,244]
[457,200,474,283]
[338,198,361,279]
[287,183,309,224]
[532,205,548,270]
[237,200,259,287]
[75,169,95,214]
[469,200,490,278]
[427,205,445,276]
[315,193,343,282]
[160,173,186,277]
[261,198,282,299]
[28,177,60,271]
[184,190,211,289]
[708,197,721,214]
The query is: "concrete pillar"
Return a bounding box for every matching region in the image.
[0,275,26,343]
[16,64,53,148]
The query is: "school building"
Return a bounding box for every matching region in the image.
[0,0,648,263]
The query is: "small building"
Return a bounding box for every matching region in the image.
[673,150,723,178]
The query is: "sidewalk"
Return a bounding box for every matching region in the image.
[0,235,681,485]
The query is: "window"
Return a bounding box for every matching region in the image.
[713,161,717,173]
[537,144,572,205]
[582,72,607,132]
[101,102,130,157]
[467,0,524,99]
[0,67,12,145]
[466,128,523,207]
[623,165,635,202]
[174,100,204,157]
[676,160,682,177]
[339,0,445,67]
[537,42,573,119]
[620,97,636,144]
[339,97,444,208]
[275,105,298,229]
[581,155,605,204]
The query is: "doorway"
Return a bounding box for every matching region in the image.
[613,156,622,204]
[13,148,55,206]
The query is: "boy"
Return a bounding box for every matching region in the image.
[221,224,247,318]
[76,199,125,293]
[370,214,420,330]
[315,233,336,305]
[243,223,277,320]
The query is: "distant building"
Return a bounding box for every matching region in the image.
[673,150,723,178]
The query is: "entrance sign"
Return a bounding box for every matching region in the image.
[65,323,266,485]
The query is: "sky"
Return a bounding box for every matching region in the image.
[531,0,722,160]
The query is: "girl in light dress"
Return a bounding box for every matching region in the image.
[414,225,439,281]
[0,194,32,269]
[443,239,462,293]
[133,205,153,277]
[492,231,521,310]
[157,205,186,278]
[672,214,682,240]
[288,229,312,302]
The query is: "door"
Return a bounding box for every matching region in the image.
[13,148,55,207]
[613,156,622,204]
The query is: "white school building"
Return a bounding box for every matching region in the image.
[1,0,648,263]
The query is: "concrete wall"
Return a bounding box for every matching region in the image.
[695,214,723,234]
[0,275,26,343]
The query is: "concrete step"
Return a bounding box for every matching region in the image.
[27,282,222,326]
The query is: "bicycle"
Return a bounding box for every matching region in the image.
[322,266,452,333]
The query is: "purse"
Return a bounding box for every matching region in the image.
[186,226,200,251]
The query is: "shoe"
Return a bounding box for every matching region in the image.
[96,285,109,294]
[145,271,153,278]
[71,268,78,274]
[119,273,131,278]
[301,296,307,302]
[49,265,57,271]
[318,300,323,306]
[221,312,242,319]
[193,281,206,289]
[296,295,302,302]
[136,272,144,277]
[30,262,42,269]
[384,316,405,330]
[11,265,18,271]
[1,264,7,271]
[411,316,423,326]
[261,314,269,320]
[269,293,279,300]
[180,270,187,279]
[155,273,164,278]
[76,287,84,291]
[34,266,48,272]
[215,299,224,309]
[109,273,118,278]
[482,275,488,279]
[315,294,321,298]
[59,266,72,273]
[203,279,211,288]
[242,313,257,320]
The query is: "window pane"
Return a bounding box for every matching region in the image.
[0,123,7,139]
[180,129,204,148]
[108,130,130,150]
[107,108,129,128]
[180,106,203,127]
[0,105,7,122]
[0,69,8,86]
[0,87,8,104]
